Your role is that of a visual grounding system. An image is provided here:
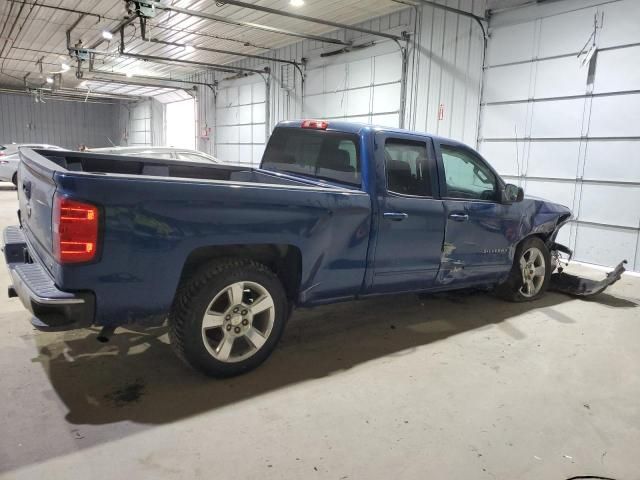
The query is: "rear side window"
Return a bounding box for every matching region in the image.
[384,138,432,196]
[261,129,361,187]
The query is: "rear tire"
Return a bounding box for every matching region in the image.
[11,172,17,188]
[495,237,551,302]
[169,258,288,377]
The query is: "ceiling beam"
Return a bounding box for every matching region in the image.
[138,1,351,46]
[213,0,405,42]
[210,0,405,41]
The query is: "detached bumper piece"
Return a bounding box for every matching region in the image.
[3,226,95,331]
[550,260,627,297]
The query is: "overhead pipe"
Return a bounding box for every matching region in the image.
[7,0,102,21]
[135,1,351,46]
[9,0,271,50]
[118,25,268,76]
[122,52,267,75]
[211,0,404,42]
[85,73,194,92]
[138,17,304,77]
[88,57,217,91]
[83,76,188,95]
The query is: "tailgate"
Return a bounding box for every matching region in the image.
[17,149,58,272]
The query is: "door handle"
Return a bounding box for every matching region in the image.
[448,213,469,222]
[383,212,408,221]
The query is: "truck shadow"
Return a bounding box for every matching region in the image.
[33,289,637,432]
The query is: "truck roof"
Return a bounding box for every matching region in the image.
[275,120,470,149]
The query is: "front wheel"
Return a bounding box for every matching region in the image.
[495,237,551,302]
[169,258,289,377]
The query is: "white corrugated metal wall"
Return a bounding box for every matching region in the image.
[117,98,166,147]
[479,0,640,271]
[192,0,486,166]
[215,75,268,166]
[303,42,404,128]
[0,92,120,149]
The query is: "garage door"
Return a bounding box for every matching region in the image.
[215,75,268,167]
[303,41,403,128]
[128,100,152,146]
[479,0,640,272]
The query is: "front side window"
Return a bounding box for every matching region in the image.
[440,145,497,201]
[261,129,361,187]
[384,138,432,196]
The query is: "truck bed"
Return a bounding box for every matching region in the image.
[31,148,323,187]
[14,148,372,329]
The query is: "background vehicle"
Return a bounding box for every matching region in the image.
[0,144,65,186]
[88,146,222,164]
[3,120,572,377]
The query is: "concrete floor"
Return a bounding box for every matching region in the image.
[0,184,639,480]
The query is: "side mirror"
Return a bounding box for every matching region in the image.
[501,183,524,204]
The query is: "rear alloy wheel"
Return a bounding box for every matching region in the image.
[495,236,551,302]
[201,281,275,363]
[169,258,288,377]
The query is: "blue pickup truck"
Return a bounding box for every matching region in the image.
[3,119,574,377]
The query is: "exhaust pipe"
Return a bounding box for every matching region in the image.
[97,325,116,343]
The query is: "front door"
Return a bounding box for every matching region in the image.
[370,134,445,293]
[435,142,520,286]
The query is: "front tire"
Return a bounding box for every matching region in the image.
[169,258,289,377]
[496,237,551,302]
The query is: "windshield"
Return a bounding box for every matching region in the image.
[261,128,361,187]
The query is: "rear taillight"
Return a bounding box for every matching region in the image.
[53,195,99,264]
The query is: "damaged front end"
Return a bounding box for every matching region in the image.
[550,259,627,297]
[546,216,627,298]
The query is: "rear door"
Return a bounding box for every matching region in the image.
[435,141,518,285]
[369,133,445,293]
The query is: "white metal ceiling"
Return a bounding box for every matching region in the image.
[0,0,407,98]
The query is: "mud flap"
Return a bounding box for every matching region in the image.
[549,260,627,297]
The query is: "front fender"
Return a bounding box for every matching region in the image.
[517,198,572,245]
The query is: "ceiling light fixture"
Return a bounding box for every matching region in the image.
[102,30,113,40]
[61,63,70,72]
[184,44,195,53]
[126,71,133,78]
[290,0,305,6]
[45,77,54,84]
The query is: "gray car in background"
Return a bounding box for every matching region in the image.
[0,144,66,186]
[88,146,222,164]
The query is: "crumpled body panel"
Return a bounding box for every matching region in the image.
[550,260,627,297]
